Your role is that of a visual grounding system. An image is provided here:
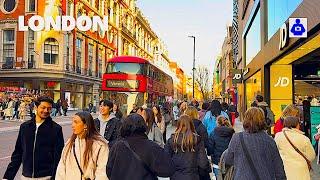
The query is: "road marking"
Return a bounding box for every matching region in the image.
[0,156,11,160]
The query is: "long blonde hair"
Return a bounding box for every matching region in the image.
[281,104,300,119]
[173,115,197,153]
[184,106,199,120]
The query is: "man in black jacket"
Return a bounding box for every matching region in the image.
[3,96,64,180]
[94,100,121,148]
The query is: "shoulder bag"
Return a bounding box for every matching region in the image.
[239,133,261,180]
[73,143,102,180]
[283,130,312,171]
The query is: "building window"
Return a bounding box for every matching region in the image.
[44,38,58,64]
[28,29,35,68]
[268,0,303,40]
[88,44,93,76]
[2,0,17,13]
[28,0,35,12]
[95,0,99,10]
[76,38,82,73]
[98,48,102,77]
[2,29,15,69]
[244,8,261,66]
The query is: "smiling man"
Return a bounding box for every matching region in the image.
[94,100,121,148]
[3,96,64,180]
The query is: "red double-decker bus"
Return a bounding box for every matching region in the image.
[102,56,174,115]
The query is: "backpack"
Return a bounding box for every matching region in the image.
[259,106,275,127]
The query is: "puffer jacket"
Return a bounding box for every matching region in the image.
[208,126,234,165]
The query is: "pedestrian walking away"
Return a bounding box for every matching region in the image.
[207,115,234,177]
[56,111,109,180]
[165,115,211,180]
[275,116,315,180]
[224,107,286,180]
[107,113,175,180]
[3,96,64,180]
[203,100,229,136]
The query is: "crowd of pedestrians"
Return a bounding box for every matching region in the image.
[2,94,320,180]
[0,93,70,122]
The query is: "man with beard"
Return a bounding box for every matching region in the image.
[3,96,64,180]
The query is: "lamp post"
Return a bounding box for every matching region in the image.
[188,35,196,98]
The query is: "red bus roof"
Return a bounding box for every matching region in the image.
[107,56,149,63]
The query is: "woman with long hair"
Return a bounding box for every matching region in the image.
[107,113,174,180]
[185,106,208,148]
[165,115,210,180]
[141,108,164,147]
[153,105,166,142]
[203,100,229,135]
[274,104,300,135]
[56,112,109,180]
[112,103,123,120]
[224,107,286,180]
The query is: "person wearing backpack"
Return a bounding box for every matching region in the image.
[203,100,229,136]
[256,95,275,135]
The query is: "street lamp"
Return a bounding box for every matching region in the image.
[188,35,196,98]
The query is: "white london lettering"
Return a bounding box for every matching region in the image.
[18,15,108,32]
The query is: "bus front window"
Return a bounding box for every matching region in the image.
[106,63,143,74]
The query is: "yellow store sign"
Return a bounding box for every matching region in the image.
[270,65,292,100]
[270,65,293,121]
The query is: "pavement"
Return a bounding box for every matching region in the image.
[0,111,98,133]
[0,115,319,179]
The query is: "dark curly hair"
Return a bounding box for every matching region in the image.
[120,113,147,138]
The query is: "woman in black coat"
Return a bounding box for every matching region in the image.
[207,115,234,177]
[107,114,175,180]
[165,115,211,180]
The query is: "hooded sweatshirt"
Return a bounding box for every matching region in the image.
[97,113,116,137]
[208,126,235,164]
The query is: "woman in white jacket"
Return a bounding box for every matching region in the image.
[275,116,315,180]
[56,111,109,180]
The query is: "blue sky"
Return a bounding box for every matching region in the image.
[136,0,233,76]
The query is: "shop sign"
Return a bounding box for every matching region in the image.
[270,65,292,100]
[232,69,243,84]
[274,77,290,87]
[0,87,21,92]
[107,80,139,89]
[47,81,57,88]
[279,23,289,50]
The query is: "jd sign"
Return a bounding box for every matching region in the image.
[274,77,290,87]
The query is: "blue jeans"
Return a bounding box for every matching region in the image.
[213,167,219,177]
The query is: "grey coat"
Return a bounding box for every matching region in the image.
[224,132,286,180]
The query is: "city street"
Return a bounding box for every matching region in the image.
[1,113,320,179]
